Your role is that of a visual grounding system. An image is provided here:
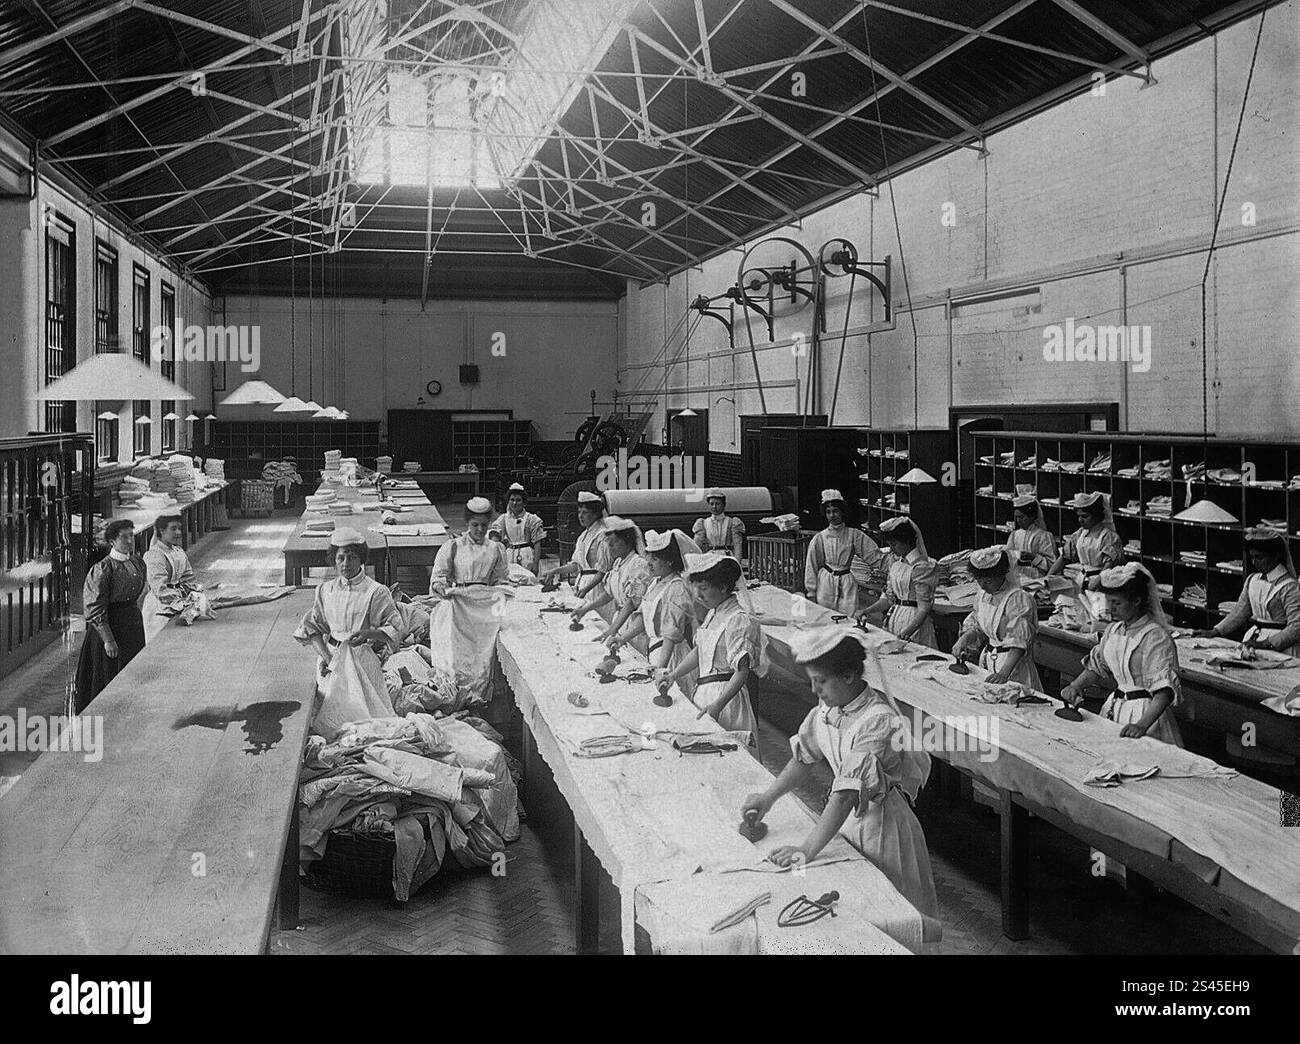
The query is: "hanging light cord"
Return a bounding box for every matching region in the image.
[1199,9,1265,442]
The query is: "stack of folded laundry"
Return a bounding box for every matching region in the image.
[1143,458,1172,480]
[1114,465,1139,478]
[856,447,872,457]
[203,458,226,482]
[759,513,800,532]
[375,455,393,474]
[999,451,1016,465]
[1180,461,1206,483]
[884,492,898,508]
[1288,475,1300,490]
[1018,455,1038,468]
[1088,452,1112,473]
[168,454,198,503]
[977,484,994,496]
[1061,460,1085,473]
[1257,518,1287,533]
[304,490,338,512]
[1215,559,1243,573]
[1155,582,1174,600]
[1041,458,1061,472]
[1123,538,1142,554]
[1205,466,1241,484]
[1146,495,1172,517]
[1180,583,1207,608]
[1118,500,1142,516]
[1178,549,1207,566]
[886,448,909,460]
[116,474,152,507]
[1041,495,1061,506]
[327,501,356,516]
[402,461,420,473]
[304,518,336,536]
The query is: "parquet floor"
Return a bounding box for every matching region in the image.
[0,502,1270,955]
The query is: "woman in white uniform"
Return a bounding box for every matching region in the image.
[1195,529,1300,656]
[656,551,766,740]
[693,488,745,560]
[491,482,546,574]
[574,516,651,631]
[1061,563,1183,745]
[856,517,937,648]
[143,514,215,636]
[605,529,701,692]
[1050,491,1122,582]
[294,527,403,738]
[742,626,938,919]
[804,489,883,615]
[539,490,610,599]
[1004,494,1057,579]
[428,496,511,705]
[953,546,1043,690]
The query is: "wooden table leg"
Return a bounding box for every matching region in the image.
[1000,791,1030,940]
[574,825,600,955]
[277,800,300,930]
[521,719,537,808]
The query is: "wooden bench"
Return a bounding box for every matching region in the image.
[0,590,316,954]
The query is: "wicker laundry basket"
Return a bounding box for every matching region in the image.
[238,478,275,518]
[303,828,440,903]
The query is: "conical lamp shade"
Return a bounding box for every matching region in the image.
[302,400,323,413]
[97,410,118,420]
[162,412,179,421]
[313,406,335,418]
[134,415,152,425]
[675,407,697,418]
[184,413,200,422]
[1174,499,1239,524]
[897,467,938,484]
[35,353,193,401]
[273,395,314,413]
[219,380,285,406]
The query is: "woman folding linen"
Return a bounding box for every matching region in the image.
[427,496,511,705]
[1004,494,1057,579]
[1061,562,1183,745]
[294,527,402,738]
[74,518,148,713]
[952,546,1043,690]
[1049,491,1122,582]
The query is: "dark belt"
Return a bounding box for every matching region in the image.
[1082,567,1103,576]
[821,566,852,577]
[649,639,665,653]
[986,645,1017,655]
[578,568,601,577]
[458,581,490,587]
[1108,688,1150,703]
[696,671,734,685]
[507,541,534,550]
[1251,619,1283,630]
[891,600,918,608]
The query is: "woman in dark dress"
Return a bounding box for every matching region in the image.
[74,518,147,712]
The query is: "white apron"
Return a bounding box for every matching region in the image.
[883,553,937,649]
[809,528,864,615]
[316,640,394,740]
[571,520,607,594]
[972,589,1043,691]
[428,586,506,706]
[1096,619,1183,746]
[697,514,738,554]
[691,604,757,740]
[1244,571,1300,657]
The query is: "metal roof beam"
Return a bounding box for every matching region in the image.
[0,0,136,70]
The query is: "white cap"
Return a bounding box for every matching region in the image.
[508,482,526,494]
[577,490,603,505]
[789,624,898,664]
[1011,493,1039,509]
[968,545,1009,572]
[684,550,735,576]
[466,496,493,515]
[821,489,845,504]
[603,515,638,533]
[329,526,366,547]
[1068,491,1104,509]
[644,528,702,556]
[705,488,726,501]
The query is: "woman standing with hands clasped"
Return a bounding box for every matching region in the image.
[805,489,884,615]
[741,627,938,919]
[74,518,148,713]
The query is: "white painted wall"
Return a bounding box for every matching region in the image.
[0,171,213,457]
[621,10,1300,448]
[218,295,620,440]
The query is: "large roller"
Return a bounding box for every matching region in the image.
[602,486,776,535]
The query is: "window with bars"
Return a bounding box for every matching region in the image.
[160,282,177,452]
[96,405,118,463]
[94,241,118,354]
[133,400,151,457]
[43,214,76,434]
[161,401,177,451]
[132,264,149,362]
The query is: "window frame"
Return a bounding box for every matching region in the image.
[43,212,76,434]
